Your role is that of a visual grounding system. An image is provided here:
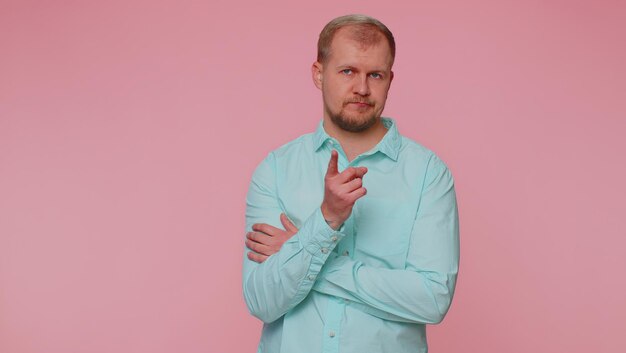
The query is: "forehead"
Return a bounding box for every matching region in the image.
[327,27,393,68]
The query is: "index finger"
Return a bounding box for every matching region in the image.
[326,149,339,177]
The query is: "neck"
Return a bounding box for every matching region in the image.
[323,117,388,162]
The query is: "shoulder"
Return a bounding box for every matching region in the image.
[252,131,316,173]
[399,135,449,167]
[397,134,454,188]
[269,132,316,159]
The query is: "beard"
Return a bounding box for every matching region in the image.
[328,101,379,133]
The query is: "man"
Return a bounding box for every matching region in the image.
[243,14,459,353]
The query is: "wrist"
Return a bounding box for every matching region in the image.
[325,219,342,230]
[320,204,343,230]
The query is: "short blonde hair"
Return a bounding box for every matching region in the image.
[317,14,396,64]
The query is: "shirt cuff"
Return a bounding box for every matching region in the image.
[298,207,345,259]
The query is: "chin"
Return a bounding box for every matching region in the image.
[331,113,379,133]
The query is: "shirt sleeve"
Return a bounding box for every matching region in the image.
[242,152,345,324]
[311,155,460,324]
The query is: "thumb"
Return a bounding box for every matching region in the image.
[326,149,339,177]
[280,213,298,233]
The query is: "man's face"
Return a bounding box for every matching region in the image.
[313,27,394,133]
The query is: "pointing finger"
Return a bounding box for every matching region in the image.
[326,150,339,177]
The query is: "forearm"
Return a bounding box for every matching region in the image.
[312,154,460,324]
[312,255,457,324]
[243,207,344,323]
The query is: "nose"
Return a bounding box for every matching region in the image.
[353,74,370,96]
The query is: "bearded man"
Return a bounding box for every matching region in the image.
[242,14,459,353]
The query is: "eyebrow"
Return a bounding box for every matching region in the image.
[335,64,388,72]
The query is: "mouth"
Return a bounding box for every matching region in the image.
[345,101,373,108]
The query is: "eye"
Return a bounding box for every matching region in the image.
[341,69,353,75]
[370,72,382,79]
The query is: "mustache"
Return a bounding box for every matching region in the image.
[343,98,373,106]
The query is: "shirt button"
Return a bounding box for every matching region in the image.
[329,331,335,338]
[307,275,315,281]
[321,248,329,254]
[342,250,349,256]
[331,236,338,242]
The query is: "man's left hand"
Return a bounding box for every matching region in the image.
[247,213,298,263]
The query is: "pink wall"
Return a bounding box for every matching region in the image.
[1,1,625,352]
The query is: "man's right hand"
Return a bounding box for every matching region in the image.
[320,150,368,230]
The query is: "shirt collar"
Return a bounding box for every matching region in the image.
[313,117,401,162]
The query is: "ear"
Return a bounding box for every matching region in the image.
[389,70,394,85]
[312,61,323,90]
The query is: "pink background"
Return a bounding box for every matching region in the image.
[1,1,625,352]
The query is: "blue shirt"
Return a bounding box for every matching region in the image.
[243,118,459,353]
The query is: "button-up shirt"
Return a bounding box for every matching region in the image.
[243,118,459,353]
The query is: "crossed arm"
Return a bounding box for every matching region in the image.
[243,152,459,324]
[242,150,367,323]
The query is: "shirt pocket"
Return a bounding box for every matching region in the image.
[354,198,415,262]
